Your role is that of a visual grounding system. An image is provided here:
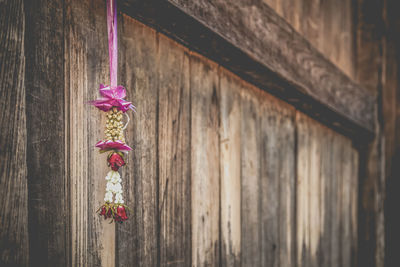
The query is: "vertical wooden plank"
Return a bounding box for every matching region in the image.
[330,133,342,267]
[190,53,220,267]
[319,127,333,267]
[118,16,158,267]
[300,0,321,48]
[341,138,353,267]
[309,120,322,267]
[260,93,295,267]
[296,114,357,267]
[296,113,324,267]
[0,0,28,265]
[351,149,359,267]
[65,0,115,265]
[158,34,191,267]
[260,95,279,267]
[278,108,296,267]
[219,70,241,267]
[241,87,261,267]
[24,0,69,265]
[354,1,385,266]
[296,112,311,267]
[264,0,355,78]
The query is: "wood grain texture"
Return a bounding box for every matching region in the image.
[1,4,369,266]
[190,53,220,267]
[330,133,342,267]
[296,112,359,267]
[0,0,28,265]
[24,0,69,265]
[240,87,261,267]
[158,34,191,267]
[319,124,334,267]
[354,2,385,266]
[117,16,159,267]
[219,69,241,267]
[263,0,354,78]
[65,0,115,265]
[340,137,353,267]
[296,112,312,267]
[168,0,373,133]
[382,3,400,266]
[351,149,359,267]
[121,0,375,139]
[259,90,295,267]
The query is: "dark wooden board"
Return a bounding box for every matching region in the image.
[319,124,334,267]
[24,0,69,265]
[158,34,191,267]
[120,0,375,140]
[0,0,29,265]
[117,16,159,267]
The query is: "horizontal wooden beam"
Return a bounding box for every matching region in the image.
[120,0,375,140]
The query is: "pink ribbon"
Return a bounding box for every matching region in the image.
[108,0,118,87]
[89,84,135,112]
[89,0,135,113]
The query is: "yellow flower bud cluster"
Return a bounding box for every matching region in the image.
[105,108,125,143]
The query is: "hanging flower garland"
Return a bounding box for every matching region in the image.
[89,0,134,223]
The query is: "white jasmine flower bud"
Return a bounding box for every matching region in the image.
[114,183,122,193]
[104,191,113,202]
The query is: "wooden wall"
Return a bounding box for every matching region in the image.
[0,0,28,265]
[263,0,354,79]
[115,17,358,267]
[0,0,361,266]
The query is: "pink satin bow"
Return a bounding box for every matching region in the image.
[89,84,135,113]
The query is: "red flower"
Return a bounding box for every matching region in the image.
[99,205,113,219]
[114,205,128,223]
[108,152,125,171]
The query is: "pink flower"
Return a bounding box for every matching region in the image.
[95,140,132,152]
[88,84,135,113]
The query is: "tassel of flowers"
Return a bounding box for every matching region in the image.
[94,106,132,224]
[91,0,133,223]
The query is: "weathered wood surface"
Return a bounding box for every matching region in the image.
[65,0,115,266]
[0,0,28,266]
[263,0,354,78]
[259,90,295,267]
[240,86,262,267]
[118,16,159,267]
[219,69,241,267]
[296,113,359,267]
[120,0,375,140]
[158,35,191,267]
[382,2,400,266]
[1,4,364,267]
[240,84,296,267]
[354,1,385,267]
[190,53,221,267]
[24,0,69,266]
